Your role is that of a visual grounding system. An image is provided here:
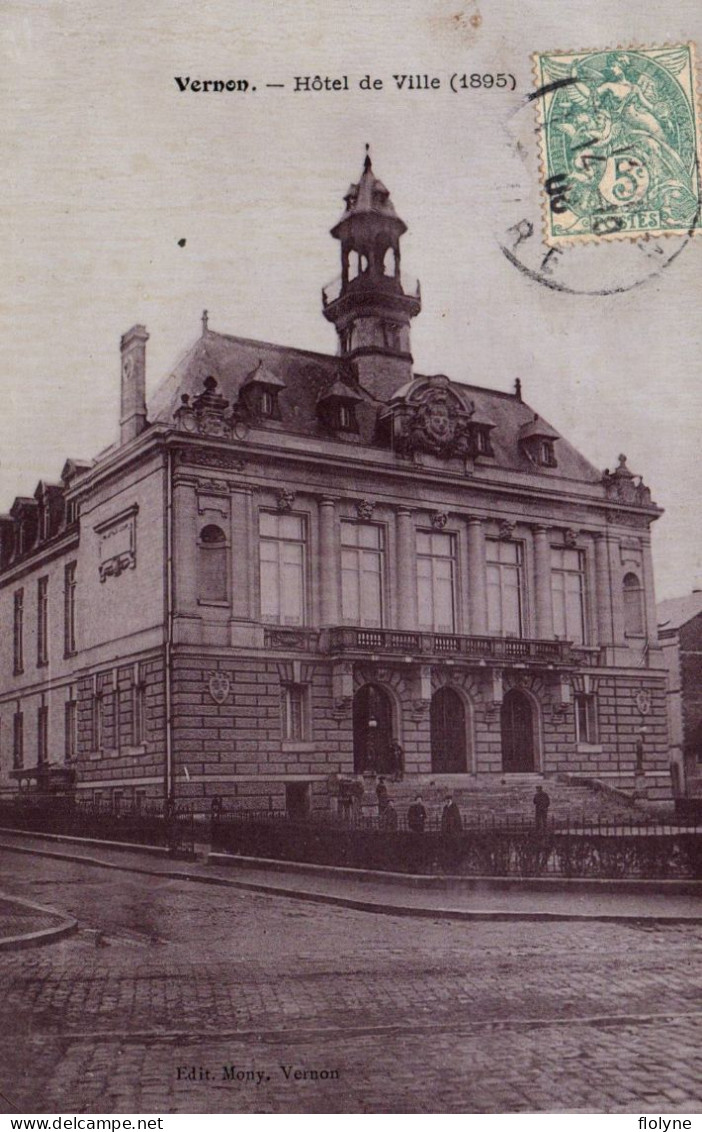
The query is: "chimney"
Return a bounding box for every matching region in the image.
[120,325,149,445]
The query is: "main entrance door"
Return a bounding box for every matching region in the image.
[353,684,393,775]
[501,689,535,773]
[431,687,468,773]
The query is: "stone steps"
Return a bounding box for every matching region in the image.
[360,775,643,826]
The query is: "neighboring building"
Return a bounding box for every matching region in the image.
[0,154,671,814]
[658,590,702,806]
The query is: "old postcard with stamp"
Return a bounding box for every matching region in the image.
[534,46,702,244]
[1,0,702,1120]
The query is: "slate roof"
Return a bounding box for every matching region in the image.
[149,329,604,483]
[657,592,702,631]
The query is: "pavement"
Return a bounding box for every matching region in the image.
[0,828,700,925]
[1,842,702,1113]
[0,891,77,951]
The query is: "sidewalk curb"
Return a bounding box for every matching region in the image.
[207,850,702,896]
[0,892,78,952]
[1,836,701,925]
[0,826,170,857]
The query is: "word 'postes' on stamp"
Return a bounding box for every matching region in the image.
[533,46,701,245]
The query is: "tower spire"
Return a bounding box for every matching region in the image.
[322,153,421,400]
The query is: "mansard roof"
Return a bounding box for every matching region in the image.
[149,329,604,482]
[657,592,702,632]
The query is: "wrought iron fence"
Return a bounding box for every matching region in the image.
[0,795,195,856]
[210,807,702,879]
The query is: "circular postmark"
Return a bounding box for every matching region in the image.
[494,45,701,295]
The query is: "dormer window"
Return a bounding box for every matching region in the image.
[316,378,362,434]
[518,414,560,469]
[237,360,286,423]
[540,440,557,467]
[474,425,494,457]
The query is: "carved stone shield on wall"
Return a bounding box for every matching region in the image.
[208,671,231,705]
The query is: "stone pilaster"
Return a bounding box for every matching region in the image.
[609,537,626,644]
[466,518,487,635]
[172,478,198,614]
[230,487,254,620]
[533,525,553,640]
[594,532,614,646]
[640,536,659,647]
[396,508,417,630]
[319,497,340,626]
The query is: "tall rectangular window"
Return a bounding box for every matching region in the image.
[13,589,24,674]
[92,691,103,751]
[486,540,523,636]
[37,705,48,765]
[575,693,598,745]
[341,522,384,627]
[259,512,306,625]
[551,547,586,645]
[132,674,146,746]
[37,577,49,667]
[13,711,23,769]
[281,684,306,741]
[64,699,77,762]
[64,562,76,656]
[417,531,456,633]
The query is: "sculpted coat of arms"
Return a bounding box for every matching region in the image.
[398,389,474,459]
[208,671,231,705]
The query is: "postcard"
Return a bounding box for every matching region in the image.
[0,0,701,1118]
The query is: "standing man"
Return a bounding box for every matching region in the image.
[407,795,427,834]
[533,784,551,832]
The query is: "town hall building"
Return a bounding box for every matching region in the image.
[0,154,671,815]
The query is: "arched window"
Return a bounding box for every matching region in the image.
[430,687,468,774]
[623,572,645,636]
[352,683,394,775]
[198,524,228,604]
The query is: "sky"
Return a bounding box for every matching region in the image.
[2,0,701,599]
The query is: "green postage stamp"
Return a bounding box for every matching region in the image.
[534,45,702,243]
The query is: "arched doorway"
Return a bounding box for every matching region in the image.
[501,689,535,773]
[431,687,468,773]
[353,684,394,775]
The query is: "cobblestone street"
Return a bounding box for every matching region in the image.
[0,849,701,1114]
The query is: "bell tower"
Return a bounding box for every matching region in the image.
[322,148,421,400]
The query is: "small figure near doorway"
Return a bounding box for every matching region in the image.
[389,740,405,781]
[440,795,462,835]
[407,795,427,834]
[376,776,389,815]
[380,798,398,831]
[533,784,551,832]
[440,794,463,871]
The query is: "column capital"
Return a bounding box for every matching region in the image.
[532,523,551,534]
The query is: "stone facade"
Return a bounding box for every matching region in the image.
[658,592,702,802]
[0,154,671,813]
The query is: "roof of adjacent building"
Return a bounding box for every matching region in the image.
[657,591,702,631]
[148,328,604,482]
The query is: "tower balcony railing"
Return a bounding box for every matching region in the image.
[322,273,421,307]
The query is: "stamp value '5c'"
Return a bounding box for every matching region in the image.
[533,45,702,244]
